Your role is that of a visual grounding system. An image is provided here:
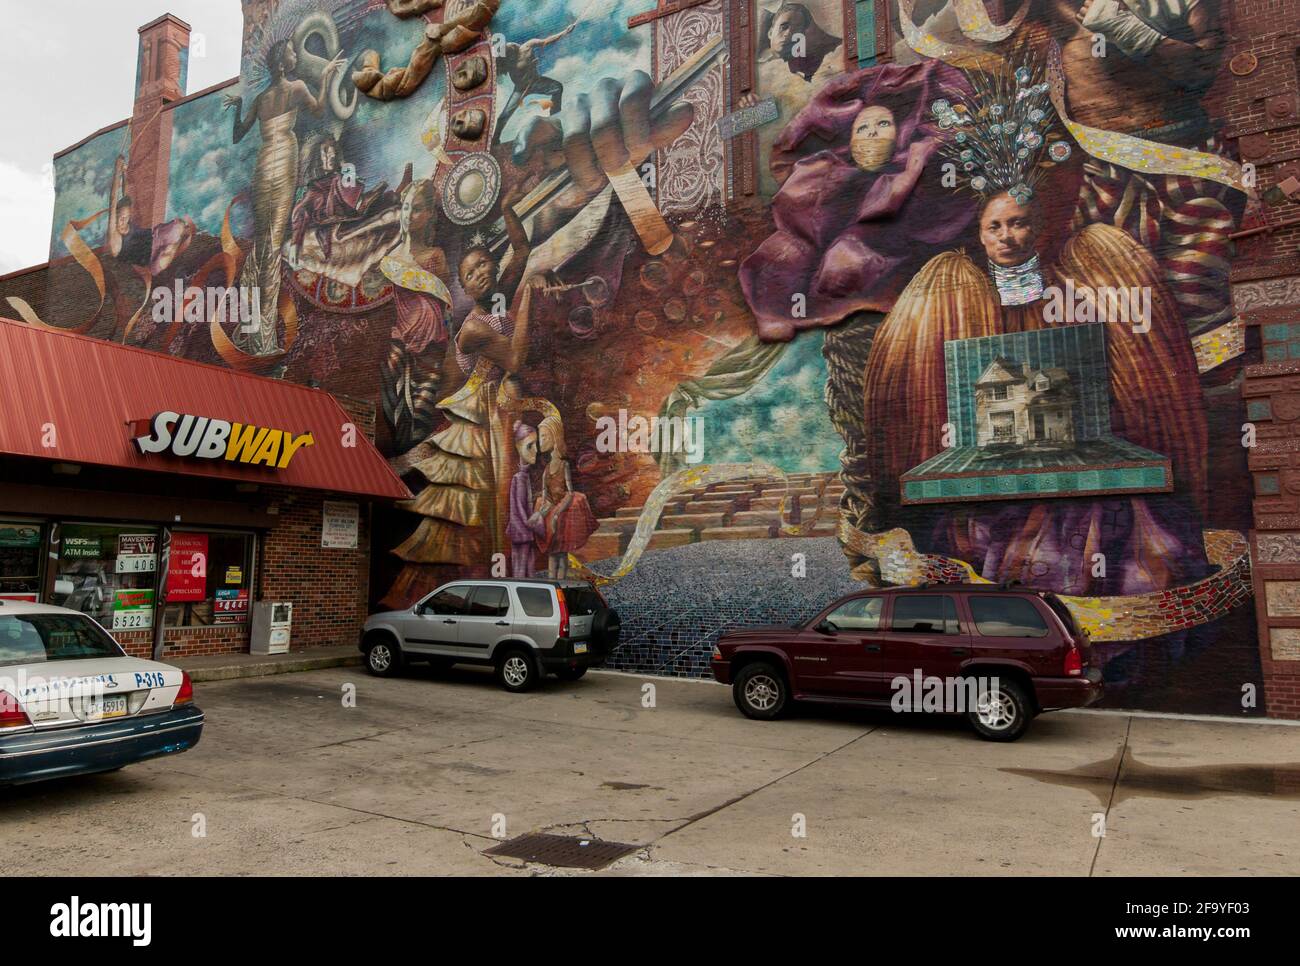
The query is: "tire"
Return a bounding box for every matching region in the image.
[364,634,404,677]
[495,646,540,693]
[591,608,622,649]
[967,678,1033,742]
[732,662,788,720]
[555,666,587,681]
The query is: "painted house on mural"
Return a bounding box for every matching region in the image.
[973,359,1075,448]
[4,0,1300,719]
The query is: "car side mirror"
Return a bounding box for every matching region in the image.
[815,619,838,635]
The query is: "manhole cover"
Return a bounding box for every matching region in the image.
[484,833,638,870]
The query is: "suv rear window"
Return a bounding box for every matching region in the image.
[1041,593,1080,636]
[0,614,124,667]
[890,595,960,635]
[561,586,603,616]
[467,586,509,617]
[515,587,554,618]
[969,596,1050,638]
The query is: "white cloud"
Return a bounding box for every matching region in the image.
[0,162,55,275]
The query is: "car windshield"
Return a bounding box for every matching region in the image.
[0,613,125,667]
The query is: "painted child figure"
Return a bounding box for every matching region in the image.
[506,421,547,578]
[533,414,598,578]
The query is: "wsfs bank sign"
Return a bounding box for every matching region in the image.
[132,412,314,470]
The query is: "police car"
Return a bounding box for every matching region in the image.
[0,601,203,785]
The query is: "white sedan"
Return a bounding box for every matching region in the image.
[0,601,203,786]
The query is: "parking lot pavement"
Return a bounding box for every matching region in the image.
[2,667,1297,876]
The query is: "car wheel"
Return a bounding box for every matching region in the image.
[555,666,587,681]
[495,646,539,693]
[967,678,1032,742]
[365,635,404,677]
[733,662,788,720]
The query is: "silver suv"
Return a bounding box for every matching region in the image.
[361,579,621,692]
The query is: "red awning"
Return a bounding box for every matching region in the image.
[0,319,410,500]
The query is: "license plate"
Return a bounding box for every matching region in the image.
[573,642,588,655]
[85,696,128,720]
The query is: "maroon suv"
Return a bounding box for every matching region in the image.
[710,584,1102,741]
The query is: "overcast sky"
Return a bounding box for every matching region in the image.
[0,1,244,274]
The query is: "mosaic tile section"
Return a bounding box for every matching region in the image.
[597,537,864,678]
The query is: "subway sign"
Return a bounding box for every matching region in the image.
[132,412,315,469]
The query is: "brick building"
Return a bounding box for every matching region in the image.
[3,1,1299,716]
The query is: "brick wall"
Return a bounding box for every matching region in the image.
[258,491,371,651]
[106,489,372,661]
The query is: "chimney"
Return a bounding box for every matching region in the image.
[127,14,192,229]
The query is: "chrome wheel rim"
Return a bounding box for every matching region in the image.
[503,655,529,687]
[976,689,1016,730]
[370,644,392,672]
[744,674,780,712]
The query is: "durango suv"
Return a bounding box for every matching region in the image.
[362,579,621,692]
[710,584,1102,741]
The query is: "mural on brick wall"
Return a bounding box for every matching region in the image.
[12,0,1277,712]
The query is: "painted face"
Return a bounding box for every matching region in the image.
[278,43,297,76]
[769,10,805,59]
[115,207,133,234]
[452,56,488,92]
[319,141,337,173]
[516,429,539,466]
[979,193,1040,268]
[460,250,496,302]
[850,105,897,172]
[451,108,486,142]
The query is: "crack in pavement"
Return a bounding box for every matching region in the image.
[645,726,878,855]
[1089,714,1132,878]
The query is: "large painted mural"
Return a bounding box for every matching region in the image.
[14,0,1269,712]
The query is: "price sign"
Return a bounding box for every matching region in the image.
[111,589,155,631]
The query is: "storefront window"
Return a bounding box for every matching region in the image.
[0,519,44,602]
[50,524,161,631]
[163,531,254,628]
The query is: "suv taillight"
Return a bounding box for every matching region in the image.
[557,591,570,639]
[174,672,194,706]
[0,690,30,729]
[1064,644,1083,677]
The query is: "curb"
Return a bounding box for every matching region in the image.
[182,653,363,683]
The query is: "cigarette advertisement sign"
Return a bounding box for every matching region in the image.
[214,588,250,624]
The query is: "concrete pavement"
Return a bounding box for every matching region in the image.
[1,667,1296,875]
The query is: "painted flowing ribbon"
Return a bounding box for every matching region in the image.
[1045,42,1249,194]
[837,519,1253,643]
[5,210,111,334]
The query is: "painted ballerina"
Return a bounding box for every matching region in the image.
[223,38,344,354]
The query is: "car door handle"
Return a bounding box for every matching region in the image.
[950,647,970,656]
[864,643,881,653]
[443,619,457,624]
[495,620,508,626]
